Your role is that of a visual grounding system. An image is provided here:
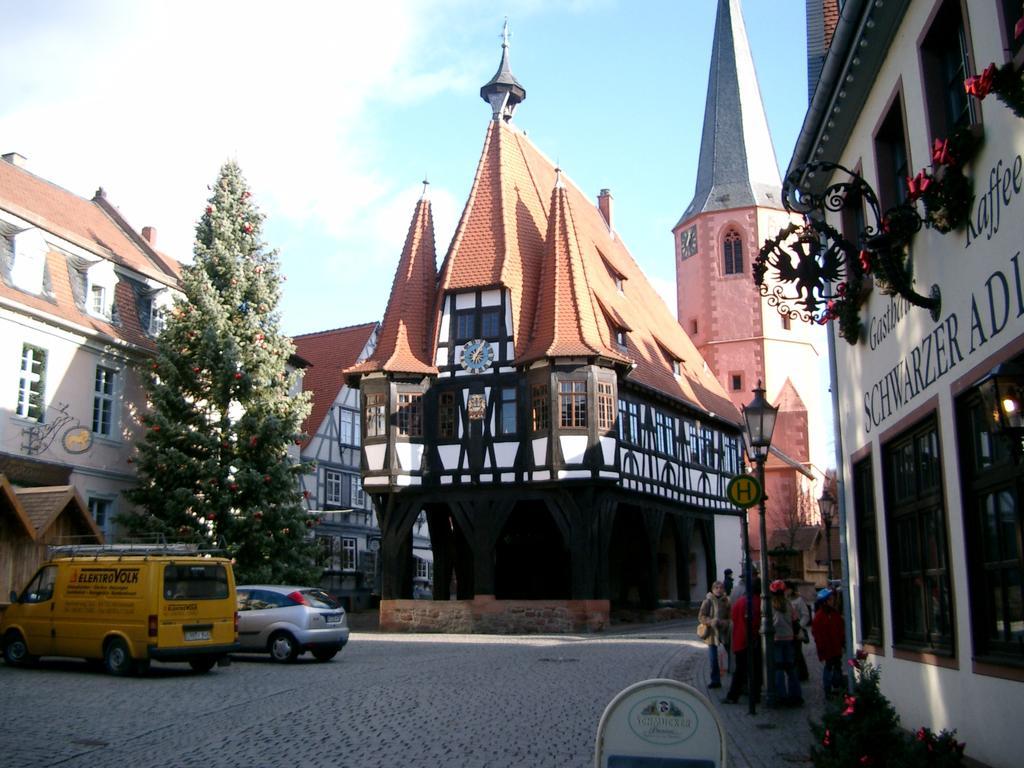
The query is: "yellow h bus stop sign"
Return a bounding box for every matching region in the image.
[726,474,762,508]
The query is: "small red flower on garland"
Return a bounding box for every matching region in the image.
[965,62,1024,118]
[822,729,832,747]
[842,695,857,717]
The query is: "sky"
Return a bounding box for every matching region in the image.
[0,0,809,338]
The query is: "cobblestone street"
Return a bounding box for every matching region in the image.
[0,620,830,767]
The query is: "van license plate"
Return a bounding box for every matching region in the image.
[185,630,210,641]
[325,614,342,624]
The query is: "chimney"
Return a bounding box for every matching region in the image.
[598,188,613,230]
[141,226,157,247]
[2,152,27,168]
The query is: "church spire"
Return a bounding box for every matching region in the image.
[678,0,782,225]
[480,18,526,122]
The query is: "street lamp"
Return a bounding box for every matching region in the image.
[818,488,837,583]
[742,381,779,706]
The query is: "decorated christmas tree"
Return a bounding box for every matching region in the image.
[811,651,966,767]
[123,161,319,584]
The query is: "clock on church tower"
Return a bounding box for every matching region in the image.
[679,225,697,259]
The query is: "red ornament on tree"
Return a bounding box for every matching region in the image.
[249,436,258,447]
[229,483,239,492]
[234,372,243,380]
[243,223,253,234]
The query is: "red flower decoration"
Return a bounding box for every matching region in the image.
[931,138,955,167]
[906,170,933,201]
[859,250,873,274]
[151,425,161,432]
[842,695,857,717]
[254,510,263,519]
[823,729,832,747]
[916,728,928,742]
[193,367,201,373]
[208,512,216,520]
[964,64,996,100]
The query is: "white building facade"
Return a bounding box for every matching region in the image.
[785,3,1024,765]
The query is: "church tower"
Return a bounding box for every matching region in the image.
[673,0,829,552]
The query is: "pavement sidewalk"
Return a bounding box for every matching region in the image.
[667,620,828,767]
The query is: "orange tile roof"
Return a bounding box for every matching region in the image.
[348,196,438,377]
[0,160,180,285]
[0,160,184,352]
[439,120,741,424]
[774,378,807,412]
[517,180,628,364]
[293,322,377,447]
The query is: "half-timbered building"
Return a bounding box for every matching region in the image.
[346,31,745,633]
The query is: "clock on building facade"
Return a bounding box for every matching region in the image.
[460,338,494,373]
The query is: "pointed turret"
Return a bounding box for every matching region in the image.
[347,184,438,377]
[677,0,782,225]
[517,172,628,366]
[480,19,526,122]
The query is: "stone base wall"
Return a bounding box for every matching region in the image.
[379,595,610,634]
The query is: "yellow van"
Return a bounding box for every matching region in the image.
[1,545,239,675]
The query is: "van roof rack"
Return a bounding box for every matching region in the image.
[48,543,201,557]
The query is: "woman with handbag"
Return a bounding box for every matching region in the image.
[698,580,731,689]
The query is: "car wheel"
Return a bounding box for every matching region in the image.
[311,648,337,662]
[2,631,35,667]
[188,657,217,673]
[268,632,299,663]
[104,638,133,676]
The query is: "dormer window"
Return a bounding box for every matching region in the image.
[671,359,682,377]
[81,259,116,319]
[615,328,628,352]
[138,287,172,336]
[9,227,48,294]
[600,253,625,293]
[91,285,106,315]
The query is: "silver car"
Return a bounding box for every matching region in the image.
[235,586,349,662]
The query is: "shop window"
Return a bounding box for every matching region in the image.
[853,457,884,646]
[883,417,954,654]
[874,95,911,212]
[397,393,422,437]
[559,380,587,428]
[531,384,550,431]
[438,392,456,439]
[956,386,1023,663]
[365,393,386,438]
[723,229,743,275]
[1000,0,1024,62]
[920,0,977,142]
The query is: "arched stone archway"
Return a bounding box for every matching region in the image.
[494,500,570,599]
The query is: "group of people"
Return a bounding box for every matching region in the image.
[697,570,845,708]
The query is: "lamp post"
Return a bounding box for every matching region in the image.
[819,488,837,583]
[742,381,779,706]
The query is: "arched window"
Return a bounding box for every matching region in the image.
[723,229,743,275]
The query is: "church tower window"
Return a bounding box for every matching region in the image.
[723,229,743,275]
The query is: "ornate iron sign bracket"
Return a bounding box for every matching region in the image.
[754,162,941,344]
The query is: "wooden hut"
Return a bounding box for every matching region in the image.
[0,476,103,606]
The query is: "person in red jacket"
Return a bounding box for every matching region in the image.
[811,588,845,697]
[723,578,761,705]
